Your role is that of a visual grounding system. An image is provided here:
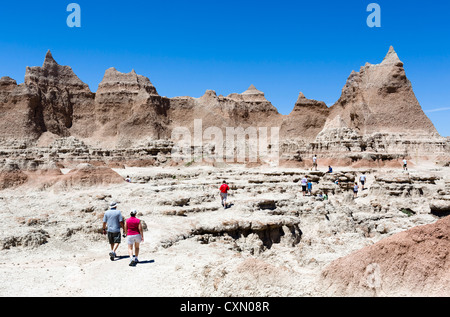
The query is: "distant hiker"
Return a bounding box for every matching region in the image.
[124,209,144,267]
[312,155,318,171]
[307,180,313,196]
[125,176,131,183]
[360,173,367,190]
[403,158,408,171]
[301,176,308,196]
[353,183,359,198]
[219,180,230,209]
[102,202,124,261]
[327,166,333,173]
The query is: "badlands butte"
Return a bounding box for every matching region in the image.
[0,46,449,297]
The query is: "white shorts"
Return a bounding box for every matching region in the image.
[127,234,142,245]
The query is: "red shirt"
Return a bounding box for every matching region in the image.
[126,217,141,236]
[220,184,229,193]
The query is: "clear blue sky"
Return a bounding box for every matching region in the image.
[1,0,449,136]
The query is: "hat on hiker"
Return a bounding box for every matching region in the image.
[110,202,118,208]
[130,209,137,216]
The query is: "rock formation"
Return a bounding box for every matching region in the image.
[0,76,43,145]
[323,46,438,136]
[168,85,282,134]
[0,47,448,166]
[25,50,95,138]
[280,92,330,141]
[79,67,170,148]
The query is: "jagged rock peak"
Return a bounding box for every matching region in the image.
[381,45,403,67]
[293,92,328,109]
[43,50,57,67]
[24,51,90,90]
[297,92,306,100]
[242,84,264,95]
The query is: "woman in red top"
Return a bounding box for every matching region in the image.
[124,210,144,266]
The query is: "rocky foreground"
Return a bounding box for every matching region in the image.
[0,162,448,297]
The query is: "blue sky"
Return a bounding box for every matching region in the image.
[1,0,449,136]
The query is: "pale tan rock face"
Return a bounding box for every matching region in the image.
[324,46,438,136]
[280,92,330,141]
[85,68,170,148]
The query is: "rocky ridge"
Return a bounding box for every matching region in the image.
[0,46,448,167]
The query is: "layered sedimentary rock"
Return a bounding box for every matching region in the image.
[80,67,170,148]
[25,50,95,138]
[0,47,448,165]
[322,46,438,136]
[280,92,330,141]
[168,85,282,134]
[0,76,43,145]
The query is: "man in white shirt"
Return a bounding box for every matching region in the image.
[312,155,318,171]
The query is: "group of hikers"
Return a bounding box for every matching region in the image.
[103,155,409,263]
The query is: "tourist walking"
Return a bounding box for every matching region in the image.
[301,176,308,196]
[360,173,367,190]
[124,209,144,267]
[353,182,359,198]
[307,180,313,196]
[403,158,408,171]
[219,180,230,209]
[312,155,318,171]
[102,202,124,261]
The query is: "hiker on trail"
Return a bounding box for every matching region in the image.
[219,180,230,209]
[360,173,367,190]
[312,155,318,171]
[301,176,308,196]
[353,182,359,198]
[102,202,124,261]
[307,180,313,196]
[327,166,333,173]
[403,158,408,171]
[124,209,144,267]
[125,175,131,183]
